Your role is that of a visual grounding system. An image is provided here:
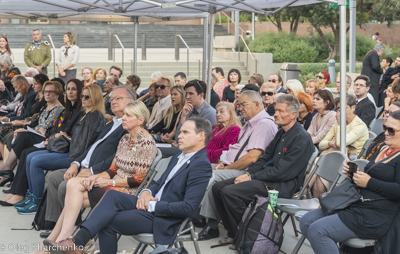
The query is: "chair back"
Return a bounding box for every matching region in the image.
[358,138,374,159]
[369,131,377,139]
[375,106,383,119]
[153,156,172,182]
[352,159,369,172]
[134,149,162,196]
[296,147,319,199]
[369,118,384,134]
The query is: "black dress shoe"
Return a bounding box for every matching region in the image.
[2,187,11,193]
[192,217,206,228]
[198,225,219,241]
[0,200,14,206]
[40,230,52,239]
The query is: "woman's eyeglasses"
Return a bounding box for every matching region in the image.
[261,91,274,97]
[80,94,90,100]
[383,124,400,136]
[316,76,325,79]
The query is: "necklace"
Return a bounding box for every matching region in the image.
[385,147,400,157]
[128,129,144,152]
[47,102,58,111]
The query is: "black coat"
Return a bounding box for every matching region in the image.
[7,86,37,121]
[354,97,376,128]
[361,50,383,103]
[210,89,220,108]
[380,67,400,93]
[74,120,127,174]
[247,122,314,198]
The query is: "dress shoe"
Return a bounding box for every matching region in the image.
[192,216,206,228]
[0,171,13,187]
[44,238,83,254]
[40,230,52,239]
[0,200,14,206]
[2,187,11,193]
[197,225,219,241]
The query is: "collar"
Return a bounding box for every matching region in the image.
[177,151,197,162]
[246,109,269,127]
[113,116,123,124]
[356,96,367,103]
[193,100,207,113]
[159,94,171,105]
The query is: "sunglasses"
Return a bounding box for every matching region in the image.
[383,124,400,136]
[155,85,169,90]
[316,76,325,79]
[261,91,274,97]
[80,94,90,100]
[268,79,277,83]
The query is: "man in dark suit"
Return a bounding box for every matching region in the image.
[45,117,213,254]
[354,75,376,128]
[269,74,287,94]
[379,56,400,106]
[361,43,385,103]
[44,86,136,232]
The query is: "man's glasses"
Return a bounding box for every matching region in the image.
[261,91,274,97]
[80,94,90,100]
[354,83,367,88]
[383,124,400,136]
[109,96,129,102]
[268,79,277,83]
[155,85,169,90]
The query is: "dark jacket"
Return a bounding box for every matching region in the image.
[266,104,275,116]
[380,66,400,93]
[210,89,220,109]
[354,97,376,128]
[7,86,37,121]
[277,86,287,94]
[247,122,314,199]
[148,147,212,244]
[1,67,20,96]
[361,50,383,103]
[69,110,105,161]
[104,94,113,115]
[74,120,127,174]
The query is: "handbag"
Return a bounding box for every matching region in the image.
[47,133,70,153]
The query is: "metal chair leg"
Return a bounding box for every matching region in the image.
[290,215,299,237]
[132,243,142,254]
[291,235,306,254]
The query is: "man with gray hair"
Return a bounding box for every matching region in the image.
[361,43,385,103]
[24,29,51,75]
[198,90,278,240]
[212,94,315,242]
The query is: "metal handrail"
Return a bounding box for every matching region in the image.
[220,11,247,37]
[47,34,56,78]
[113,34,132,74]
[238,35,258,73]
[177,35,201,79]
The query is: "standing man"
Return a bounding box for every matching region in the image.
[354,75,376,128]
[361,43,385,103]
[24,29,51,75]
[174,72,187,86]
[269,74,287,94]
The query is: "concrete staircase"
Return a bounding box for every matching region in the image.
[0,23,230,48]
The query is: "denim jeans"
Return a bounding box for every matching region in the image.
[26,150,71,198]
[299,208,358,254]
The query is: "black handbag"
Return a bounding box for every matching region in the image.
[47,133,70,153]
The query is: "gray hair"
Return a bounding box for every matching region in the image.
[275,94,300,117]
[187,117,212,145]
[113,85,137,100]
[0,55,14,71]
[240,90,263,106]
[32,29,42,34]
[150,71,162,82]
[374,43,385,52]
[11,74,29,86]
[25,67,39,78]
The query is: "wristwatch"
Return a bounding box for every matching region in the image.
[112,180,116,187]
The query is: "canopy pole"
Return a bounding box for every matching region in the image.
[251,12,255,40]
[207,8,215,104]
[235,11,240,44]
[349,0,356,73]
[133,17,138,74]
[202,16,208,82]
[339,1,347,156]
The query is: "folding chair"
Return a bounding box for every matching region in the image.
[369,131,377,139]
[131,173,216,254]
[375,106,383,119]
[280,147,319,236]
[369,117,384,135]
[277,152,347,238]
[358,138,374,159]
[133,148,163,196]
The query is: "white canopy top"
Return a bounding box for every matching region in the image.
[0,0,320,22]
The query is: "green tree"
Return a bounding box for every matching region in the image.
[360,0,400,25]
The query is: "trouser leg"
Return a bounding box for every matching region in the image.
[45,169,67,222]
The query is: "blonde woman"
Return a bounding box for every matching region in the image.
[57,32,80,85]
[93,67,107,82]
[81,67,94,86]
[305,79,319,97]
[206,101,241,163]
[148,85,185,139]
[286,79,305,96]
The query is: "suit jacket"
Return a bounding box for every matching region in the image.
[247,122,314,199]
[148,147,212,245]
[361,50,383,102]
[7,86,37,121]
[277,86,287,94]
[94,79,105,92]
[74,120,127,174]
[147,96,172,129]
[354,97,376,128]
[380,67,400,93]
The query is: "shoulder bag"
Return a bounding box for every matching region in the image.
[47,133,70,153]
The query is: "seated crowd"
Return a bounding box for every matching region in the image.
[1,54,400,254]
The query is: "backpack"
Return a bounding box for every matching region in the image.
[233,195,284,254]
[32,189,48,231]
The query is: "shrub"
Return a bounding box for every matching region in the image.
[382,44,400,61]
[353,34,376,61]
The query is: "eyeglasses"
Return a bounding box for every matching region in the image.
[336,106,350,112]
[155,84,169,90]
[384,110,392,115]
[80,94,90,100]
[82,72,92,75]
[261,91,274,97]
[43,90,56,95]
[383,124,400,136]
[316,76,325,79]
[238,102,253,108]
[268,79,277,83]
[109,96,129,102]
[354,83,367,88]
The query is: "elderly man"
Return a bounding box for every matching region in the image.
[198,90,278,240]
[335,74,352,96]
[41,86,136,236]
[147,76,172,129]
[44,117,213,254]
[212,94,314,244]
[361,43,385,103]
[269,74,286,94]
[24,29,51,75]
